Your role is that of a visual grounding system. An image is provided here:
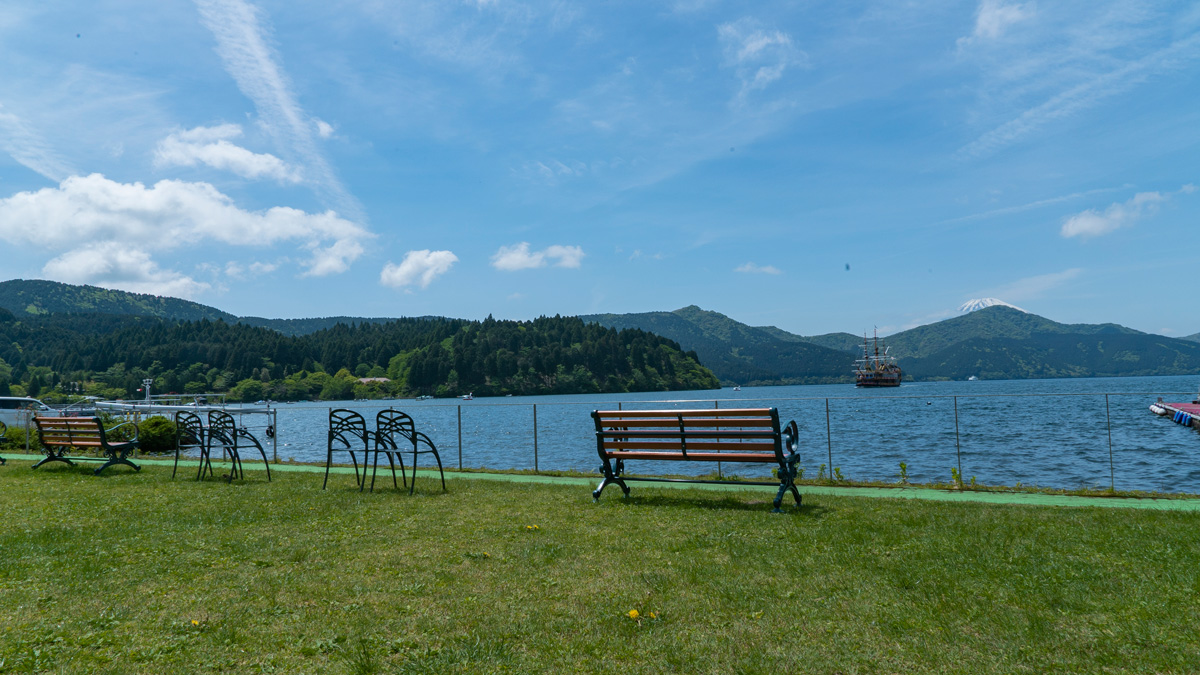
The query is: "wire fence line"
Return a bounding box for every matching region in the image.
[5,390,1198,493]
[276,389,1199,494]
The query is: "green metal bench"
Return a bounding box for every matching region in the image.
[32,416,140,475]
[592,407,802,512]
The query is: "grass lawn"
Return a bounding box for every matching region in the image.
[0,460,1197,674]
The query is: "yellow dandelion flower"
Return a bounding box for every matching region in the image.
[191,620,199,626]
[648,612,657,620]
[627,609,639,620]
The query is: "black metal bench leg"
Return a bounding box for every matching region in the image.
[772,462,801,513]
[592,458,629,501]
[409,449,418,495]
[322,450,333,489]
[253,445,272,482]
[432,451,446,492]
[172,447,180,479]
[94,455,140,476]
[32,455,74,470]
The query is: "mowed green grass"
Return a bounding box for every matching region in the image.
[0,461,1197,674]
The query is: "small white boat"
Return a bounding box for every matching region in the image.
[461,393,474,400]
[968,376,979,381]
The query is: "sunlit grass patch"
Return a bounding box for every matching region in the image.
[0,461,1197,673]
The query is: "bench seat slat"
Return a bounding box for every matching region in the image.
[602,440,777,452]
[603,451,779,462]
[596,419,777,429]
[594,408,777,417]
[598,431,777,440]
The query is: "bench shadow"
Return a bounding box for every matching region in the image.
[606,492,826,517]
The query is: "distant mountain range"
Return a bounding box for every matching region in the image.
[583,305,1200,384]
[0,279,398,337]
[3,278,1199,383]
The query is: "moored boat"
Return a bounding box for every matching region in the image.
[854,331,902,387]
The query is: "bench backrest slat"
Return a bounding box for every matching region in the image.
[34,416,111,449]
[592,407,784,460]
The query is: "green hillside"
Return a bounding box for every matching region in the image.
[753,325,861,352]
[1182,332,1200,344]
[905,332,1200,380]
[581,306,855,385]
[238,316,404,337]
[0,312,717,401]
[0,279,236,322]
[0,280,410,337]
[885,306,1144,359]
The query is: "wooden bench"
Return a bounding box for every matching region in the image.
[591,407,802,512]
[32,416,141,475]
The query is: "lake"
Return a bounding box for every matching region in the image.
[241,375,1200,493]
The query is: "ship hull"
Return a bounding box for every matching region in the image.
[855,374,902,387]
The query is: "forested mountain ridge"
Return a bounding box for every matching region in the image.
[0,279,406,336]
[0,312,717,401]
[580,306,855,385]
[582,305,1200,382]
[0,279,236,322]
[885,306,1145,359]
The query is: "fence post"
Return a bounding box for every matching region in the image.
[954,396,962,479]
[1106,394,1114,491]
[457,405,463,470]
[825,398,832,471]
[533,404,539,473]
[715,399,721,479]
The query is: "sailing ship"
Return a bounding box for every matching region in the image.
[854,330,902,387]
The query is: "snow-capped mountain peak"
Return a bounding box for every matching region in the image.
[959,298,1026,313]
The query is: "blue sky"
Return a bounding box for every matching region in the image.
[0,1,1197,337]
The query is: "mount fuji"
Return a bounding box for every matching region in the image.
[959,298,1026,313]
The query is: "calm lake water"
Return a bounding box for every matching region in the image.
[239,375,1200,493]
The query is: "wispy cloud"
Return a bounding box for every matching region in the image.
[491,242,585,271]
[195,0,364,221]
[0,102,75,181]
[981,268,1083,302]
[1060,185,1194,238]
[735,262,781,275]
[959,31,1200,158]
[958,1,1035,46]
[380,250,458,290]
[154,124,303,183]
[939,186,1124,225]
[717,18,806,101]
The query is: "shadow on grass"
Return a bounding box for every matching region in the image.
[606,492,825,517]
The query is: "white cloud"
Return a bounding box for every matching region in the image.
[735,262,782,275]
[196,0,364,221]
[42,243,211,299]
[717,18,805,99]
[314,119,335,139]
[962,1,1034,44]
[491,242,585,271]
[1061,191,1167,238]
[154,124,302,183]
[0,173,371,279]
[380,250,458,289]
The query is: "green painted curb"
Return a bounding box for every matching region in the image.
[4,453,1198,511]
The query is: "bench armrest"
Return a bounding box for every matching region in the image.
[105,420,140,443]
[782,419,799,460]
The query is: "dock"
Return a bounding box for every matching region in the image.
[1155,398,1200,431]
